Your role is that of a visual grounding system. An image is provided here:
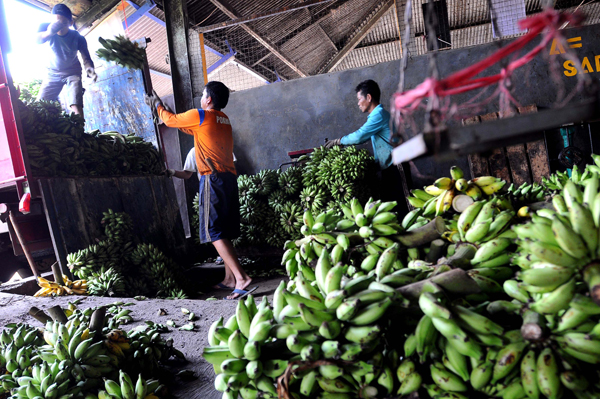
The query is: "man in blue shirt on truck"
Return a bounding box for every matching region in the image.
[36,4,96,118]
[325,79,406,212]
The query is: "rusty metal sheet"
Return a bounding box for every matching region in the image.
[463,115,489,178]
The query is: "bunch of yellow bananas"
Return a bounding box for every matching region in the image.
[34,276,87,297]
[409,166,507,216]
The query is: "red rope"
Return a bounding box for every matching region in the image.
[393,9,585,113]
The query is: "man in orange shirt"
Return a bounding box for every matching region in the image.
[145,82,253,299]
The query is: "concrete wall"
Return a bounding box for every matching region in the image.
[225,23,599,185]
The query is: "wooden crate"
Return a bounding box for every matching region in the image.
[463,105,551,184]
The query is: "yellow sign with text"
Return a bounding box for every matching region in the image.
[549,36,598,77]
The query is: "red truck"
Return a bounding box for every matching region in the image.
[0,37,57,282]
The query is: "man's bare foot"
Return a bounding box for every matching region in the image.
[226,278,253,299]
[213,279,235,290]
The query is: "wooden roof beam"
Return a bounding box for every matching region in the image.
[320,0,394,73]
[207,0,308,78]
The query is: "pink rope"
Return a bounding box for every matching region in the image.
[392,9,584,113]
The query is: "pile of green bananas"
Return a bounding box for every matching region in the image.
[17,100,162,177]
[67,240,123,281]
[96,36,146,70]
[0,302,182,399]
[232,146,377,249]
[130,243,188,299]
[203,274,404,399]
[284,198,409,280]
[300,146,375,204]
[87,267,127,297]
[201,162,600,399]
[408,166,506,215]
[189,147,376,250]
[67,210,188,299]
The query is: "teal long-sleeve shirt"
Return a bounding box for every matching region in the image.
[340,104,393,170]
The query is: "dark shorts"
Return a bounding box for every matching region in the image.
[379,164,408,215]
[198,172,241,244]
[38,73,83,107]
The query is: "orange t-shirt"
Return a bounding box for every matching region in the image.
[157,105,236,176]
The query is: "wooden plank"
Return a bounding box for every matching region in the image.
[146,176,173,248]
[44,179,91,254]
[150,176,187,260]
[162,176,187,247]
[76,178,124,248]
[116,176,162,245]
[519,105,551,184]
[505,144,532,185]
[39,179,70,274]
[463,116,489,178]
[500,108,532,185]
[488,147,511,182]
[480,112,511,182]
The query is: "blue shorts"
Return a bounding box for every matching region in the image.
[198,172,241,244]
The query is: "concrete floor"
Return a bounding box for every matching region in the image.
[0,271,287,398]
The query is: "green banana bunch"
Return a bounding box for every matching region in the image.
[0,302,179,399]
[514,179,600,308]
[506,181,549,204]
[97,36,146,70]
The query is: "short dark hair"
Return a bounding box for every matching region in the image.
[355,80,381,103]
[52,4,72,21]
[205,81,230,110]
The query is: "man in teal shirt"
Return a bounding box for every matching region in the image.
[325,80,406,211]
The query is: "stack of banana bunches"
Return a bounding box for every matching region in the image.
[203,159,600,399]
[0,302,185,399]
[18,100,162,178]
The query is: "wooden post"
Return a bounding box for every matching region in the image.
[199,33,208,85]
[51,262,64,285]
[8,211,39,279]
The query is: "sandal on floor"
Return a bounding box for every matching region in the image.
[223,286,258,300]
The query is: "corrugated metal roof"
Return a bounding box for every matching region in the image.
[360,7,400,46]
[332,40,402,71]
